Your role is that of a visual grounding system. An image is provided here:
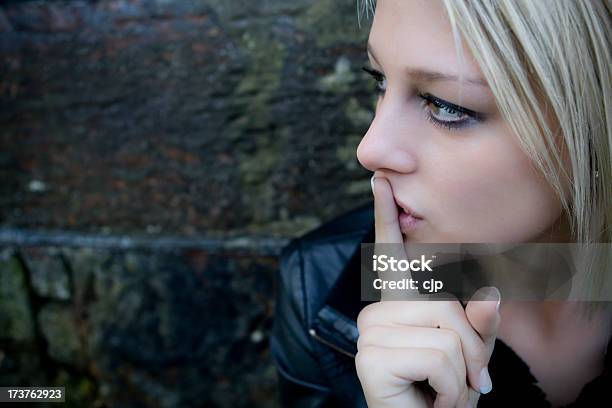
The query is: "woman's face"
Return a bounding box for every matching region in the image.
[357,0,571,244]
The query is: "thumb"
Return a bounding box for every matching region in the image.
[465,286,501,351]
[465,286,501,405]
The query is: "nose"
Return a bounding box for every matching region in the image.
[356,99,419,174]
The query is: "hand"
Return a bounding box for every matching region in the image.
[355,175,501,408]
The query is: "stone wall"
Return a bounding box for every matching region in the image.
[1,240,282,407]
[0,0,374,406]
[0,0,374,236]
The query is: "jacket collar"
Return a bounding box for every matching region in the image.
[309,221,376,358]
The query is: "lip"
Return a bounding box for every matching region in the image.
[393,195,424,220]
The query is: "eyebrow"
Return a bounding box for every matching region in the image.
[367,42,488,88]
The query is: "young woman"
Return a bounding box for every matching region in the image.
[270,1,611,407]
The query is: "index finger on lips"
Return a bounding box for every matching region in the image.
[371,174,403,244]
[371,175,425,301]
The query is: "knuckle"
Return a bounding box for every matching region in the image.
[356,324,382,350]
[429,348,449,369]
[357,303,380,332]
[439,329,462,356]
[437,377,462,406]
[356,333,365,351]
[355,347,389,391]
[434,301,455,320]
[356,330,371,351]
[446,300,463,315]
[355,346,384,373]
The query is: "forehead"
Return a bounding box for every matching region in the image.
[368,0,483,79]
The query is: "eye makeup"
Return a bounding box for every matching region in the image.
[420,93,485,131]
[362,65,487,131]
[362,66,387,94]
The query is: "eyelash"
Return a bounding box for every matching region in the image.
[361,66,485,131]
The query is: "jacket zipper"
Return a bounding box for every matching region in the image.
[309,328,356,359]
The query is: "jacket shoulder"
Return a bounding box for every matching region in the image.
[276,200,373,327]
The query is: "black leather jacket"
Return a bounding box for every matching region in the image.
[269,201,612,408]
[270,201,375,407]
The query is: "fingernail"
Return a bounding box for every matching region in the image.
[370,175,377,192]
[479,367,492,394]
[484,286,501,311]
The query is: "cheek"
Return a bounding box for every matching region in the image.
[434,136,562,242]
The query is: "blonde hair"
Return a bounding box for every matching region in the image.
[358,0,611,317]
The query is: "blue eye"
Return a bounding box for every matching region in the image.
[362,66,386,95]
[419,93,485,131]
[424,96,468,122]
